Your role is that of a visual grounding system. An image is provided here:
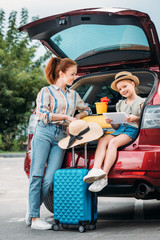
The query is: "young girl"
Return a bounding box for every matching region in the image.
[83,71,145,192]
[25,57,91,230]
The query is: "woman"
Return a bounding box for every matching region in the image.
[25,57,91,230]
[83,71,145,192]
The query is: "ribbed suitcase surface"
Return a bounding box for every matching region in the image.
[54,168,97,225]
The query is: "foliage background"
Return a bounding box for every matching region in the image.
[0,8,52,151]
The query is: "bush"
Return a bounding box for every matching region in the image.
[0,8,51,151]
[0,133,27,152]
[0,134,3,149]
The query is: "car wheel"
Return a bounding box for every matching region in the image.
[44,190,53,213]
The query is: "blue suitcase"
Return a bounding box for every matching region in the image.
[53,144,97,232]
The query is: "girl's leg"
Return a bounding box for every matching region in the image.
[93,134,114,169]
[103,134,132,175]
[83,134,114,183]
[88,134,132,192]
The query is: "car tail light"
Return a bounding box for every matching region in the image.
[28,113,38,134]
[141,105,160,129]
[121,171,145,176]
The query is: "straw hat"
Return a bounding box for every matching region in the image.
[58,120,103,149]
[111,71,139,91]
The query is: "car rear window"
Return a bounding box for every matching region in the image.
[50,24,150,60]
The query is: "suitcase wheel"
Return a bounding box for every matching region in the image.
[79,225,86,233]
[52,224,60,231]
[89,224,96,230]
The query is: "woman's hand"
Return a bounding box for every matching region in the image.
[75,111,87,119]
[65,115,77,122]
[74,113,81,119]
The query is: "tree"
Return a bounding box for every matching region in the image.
[0,8,52,150]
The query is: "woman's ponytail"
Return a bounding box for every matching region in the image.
[45,57,61,84]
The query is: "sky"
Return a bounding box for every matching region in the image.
[1,0,160,58]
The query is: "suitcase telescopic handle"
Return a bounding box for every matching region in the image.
[72,147,75,167]
[72,143,88,168]
[84,143,88,168]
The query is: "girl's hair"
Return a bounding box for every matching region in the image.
[45,57,77,84]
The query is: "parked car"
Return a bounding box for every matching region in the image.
[19,7,160,213]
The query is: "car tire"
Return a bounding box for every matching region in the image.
[44,190,53,213]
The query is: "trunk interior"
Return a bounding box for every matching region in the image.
[72,69,156,113]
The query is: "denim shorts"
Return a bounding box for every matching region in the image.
[111,124,138,139]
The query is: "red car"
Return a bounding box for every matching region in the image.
[19,7,160,213]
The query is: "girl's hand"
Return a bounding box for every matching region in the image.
[105,117,120,130]
[105,117,113,124]
[125,114,139,123]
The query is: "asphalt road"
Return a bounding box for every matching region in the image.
[0,157,160,240]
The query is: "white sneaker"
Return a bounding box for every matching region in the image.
[88,178,108,192]
[25,211,32,226]
[83,168,106,183]
[31,219,52,230]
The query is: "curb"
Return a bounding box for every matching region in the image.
[0,153,26,158]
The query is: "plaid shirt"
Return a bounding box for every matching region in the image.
[36,85,91,125]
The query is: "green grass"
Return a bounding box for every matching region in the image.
[0,150,26,153]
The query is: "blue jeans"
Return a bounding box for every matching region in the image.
[29,121,67,218]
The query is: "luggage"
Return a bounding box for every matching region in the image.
[53,143,97,232]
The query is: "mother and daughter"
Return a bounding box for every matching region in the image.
[25,55,145,230]
[83,71,145,192]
